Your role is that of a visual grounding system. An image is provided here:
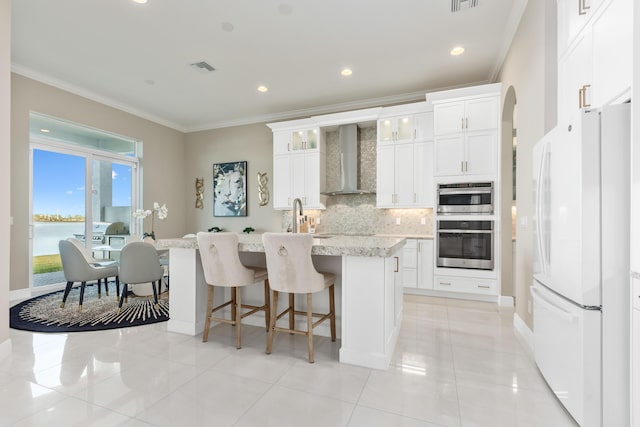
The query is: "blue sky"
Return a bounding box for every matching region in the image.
[33,149,132,217]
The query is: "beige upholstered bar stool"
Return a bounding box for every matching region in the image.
[262,232,336,363]
[196,232,270,349]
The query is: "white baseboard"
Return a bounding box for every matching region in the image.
[513,312,534,358]
[9,288,31,302]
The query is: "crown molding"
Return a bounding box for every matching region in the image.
[489,0,529,83]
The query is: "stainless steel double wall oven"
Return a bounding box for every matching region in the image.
[436,182,494,270]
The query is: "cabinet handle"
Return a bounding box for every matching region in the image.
[465,161,468,172]
[461,118,464,130]
[466,117,468,129]
[414,129,417,140]
[477,285,491,289]
[394,256,399,272]
[287,143,291,152]
[579,0,590,15]
[461,161,465,172]
[440,282,451,286]
[581,84,591,108]
[413,193,416,203]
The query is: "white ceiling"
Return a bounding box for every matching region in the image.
[11,0,527,132]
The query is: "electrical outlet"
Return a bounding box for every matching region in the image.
[420,217,426,225]
[395,217,401,225]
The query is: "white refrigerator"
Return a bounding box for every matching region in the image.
[531,103,630,427]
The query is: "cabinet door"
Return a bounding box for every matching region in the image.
[465,97,498,132]
[378,118,395,143]
[289,152,306,201]
[559,28,592,129]
[414,112,434,141]
[303,152,320,207]
[634,309,640,427]
[395,143,415,205]
[465,132,497,175]
[414,142,434,206]
[402,240,418,288]
[273,131,290,155]
[434,135,465,176]
[376,145,395,207]
[591,0,632,106]
[417,239,434,290]
[434,101,465,135]
[305,128,320,150]
[273,155,292,209]
[395,115,414,142]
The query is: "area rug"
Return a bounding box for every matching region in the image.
[10,282,169,333]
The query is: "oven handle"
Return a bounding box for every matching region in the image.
[438,189,493,195]
[438,229,493,234]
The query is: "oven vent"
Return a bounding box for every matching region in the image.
[451,0,479,12]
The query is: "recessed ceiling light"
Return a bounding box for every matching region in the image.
[341,68,353,77]
[221,22,234,32]
[257,86,269,93]
[144,79,155,85]
[40,129,50,133]
[132,0,148,4]
[450,46,465,56]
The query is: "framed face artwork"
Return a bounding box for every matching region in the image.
[213,161,247,217]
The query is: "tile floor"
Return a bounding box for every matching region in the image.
[1,295,578,426]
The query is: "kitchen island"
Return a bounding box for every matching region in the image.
[156,234,406,369]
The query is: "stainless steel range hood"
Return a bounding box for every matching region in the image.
[322,124,374,196]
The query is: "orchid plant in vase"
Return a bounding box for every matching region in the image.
[133,202,168,240]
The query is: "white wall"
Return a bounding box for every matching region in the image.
[10,74,187,293]
[0,0,10,346]
[498,0,556,328]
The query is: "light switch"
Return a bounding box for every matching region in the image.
[395,218,401,225]
[420,217,426,225]
[520,216,528,227]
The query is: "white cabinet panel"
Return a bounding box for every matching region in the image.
[413,142,434,206]
[273,131,290,155]
[417,239,433,290]
[633,305,640,426]
[434,102,465,135]
[414,112,434,141]
[376,145,396,207]
[466,132,498,175]
[465,97,498,131]
[395,143,415,205]
[434,276,497,295]
[434,135,465,176]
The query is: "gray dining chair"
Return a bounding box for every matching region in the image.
[262,232,336,363]
[117,241,164,313]
[59,239,120,310]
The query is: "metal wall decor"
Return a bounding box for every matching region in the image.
[195,177,204,209]
[258,172,269,206]
[213,161,247,217]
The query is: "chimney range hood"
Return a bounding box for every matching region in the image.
[322,124,374,196]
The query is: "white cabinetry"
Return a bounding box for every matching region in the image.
[433,95,499,177]
[378,110,433,143]
[558,0,632,127]
[271,124,326,210]
[376,106,434,208]
[433,276,497,296]
[403,239,434,292]
[633,276,640,426]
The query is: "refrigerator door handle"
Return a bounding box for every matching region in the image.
[536,143,550,275]
[531,285,578,323]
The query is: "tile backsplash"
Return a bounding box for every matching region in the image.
[282,126,433,236]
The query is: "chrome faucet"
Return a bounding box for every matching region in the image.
[292,198,304,233]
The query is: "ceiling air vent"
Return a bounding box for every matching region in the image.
[451,0,478,12]
[190,61,215,73]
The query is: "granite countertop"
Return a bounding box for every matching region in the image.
[156,233,406,258]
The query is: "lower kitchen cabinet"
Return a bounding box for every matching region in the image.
[433,276,497,296]
[403,239,433,292]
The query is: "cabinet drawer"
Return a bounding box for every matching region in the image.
[403,267,417,288]
[434,276,497,295]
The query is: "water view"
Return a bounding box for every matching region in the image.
[33,222,85,256]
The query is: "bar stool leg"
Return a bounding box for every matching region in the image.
[203,285,214,342]
[329,284,336,342]
[307,293,314,363]
[266,290,278,354]
[288,293,295,334]
[263,279,270,331]
[235,287,242,349]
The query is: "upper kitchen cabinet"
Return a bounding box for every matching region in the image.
[557,0,603,55]
[377,140,434,208]
[273,127,321,155]
[377,103,433,144]
[557,0,632,128]
[269,119,327,210]
[428,85,500,179]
